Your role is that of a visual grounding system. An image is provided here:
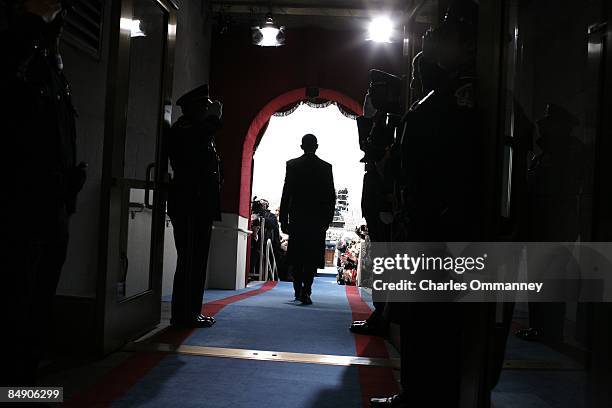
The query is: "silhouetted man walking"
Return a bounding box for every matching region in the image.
[280,134,335,305]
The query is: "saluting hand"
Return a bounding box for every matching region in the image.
[207,100,223,120]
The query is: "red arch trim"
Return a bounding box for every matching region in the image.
[239,87,363,216]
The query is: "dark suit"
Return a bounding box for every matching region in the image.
[279,153,335,297]
[395,74,485,407]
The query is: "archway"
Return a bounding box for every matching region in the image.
[240,87,363,282]
[239,87,363,217]
[206,87,364,290]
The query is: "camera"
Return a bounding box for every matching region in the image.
[251,197,267,217]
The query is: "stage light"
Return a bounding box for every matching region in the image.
[252,14,285,47]
[367,16,394,43]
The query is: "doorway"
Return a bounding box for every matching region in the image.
[252,102,364,226]
[97,0,177,354]
[251,101,366,283]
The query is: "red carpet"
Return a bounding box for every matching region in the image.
[345,285,400,407]
[66,281,278,407]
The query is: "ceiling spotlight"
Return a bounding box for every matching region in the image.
[252,13,285,47]
[367,16,394,43]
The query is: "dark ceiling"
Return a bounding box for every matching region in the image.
[210,0,439,31]
[212,0,408,11]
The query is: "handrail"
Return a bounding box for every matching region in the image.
[264,238,278,281]
[212,225,252,235]
[258,221,266,280]
[251,218,278,281]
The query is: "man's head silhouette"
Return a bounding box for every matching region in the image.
[301,134,318,153]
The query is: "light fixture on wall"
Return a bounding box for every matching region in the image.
[251,13,285,47]
[120,17,146,38]
[367,15,394,43]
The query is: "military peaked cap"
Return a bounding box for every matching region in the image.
[176,84,211,108]
[369,69,401,87]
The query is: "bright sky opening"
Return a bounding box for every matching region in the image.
[252,103,365,227]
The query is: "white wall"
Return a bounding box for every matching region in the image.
[163,212,250,295]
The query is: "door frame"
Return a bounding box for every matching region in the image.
[96,0,177,355]
[588,3,612,407]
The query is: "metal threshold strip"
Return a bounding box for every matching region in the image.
[125,343,584,371]
[126,342,401,368]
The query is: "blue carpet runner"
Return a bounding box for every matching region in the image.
[69,277,398,407]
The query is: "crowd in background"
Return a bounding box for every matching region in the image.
[250,197,372,286]
[335,224,369,285]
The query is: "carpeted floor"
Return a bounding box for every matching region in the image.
[68,276,588,407]
[490,325,587,407]
[183,278,358,355]
[112,355,363,408]
[161,281,265,303]
[492,370,587,408]
[69,276,397,407]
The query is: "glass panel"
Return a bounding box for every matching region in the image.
[117,188,153,299]
[123,0,166,180]
[494,1,605,406]
[117,0,167,299]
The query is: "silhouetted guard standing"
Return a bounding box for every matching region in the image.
[0,0,86,386]
[352,69,403,336]
[279,134,336,305]
[168,84,222,328]
[371,0,485,407]
[516,103,585,344]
